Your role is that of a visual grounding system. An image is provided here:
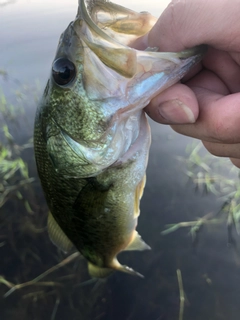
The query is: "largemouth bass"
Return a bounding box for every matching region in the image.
[34,0,206,278]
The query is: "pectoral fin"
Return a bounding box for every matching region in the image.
[47,212,73,253]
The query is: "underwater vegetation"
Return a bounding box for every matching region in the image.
[162,142,240,250]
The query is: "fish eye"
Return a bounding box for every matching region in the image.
[52,58,76,86]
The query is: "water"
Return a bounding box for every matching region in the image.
[1,1,240,320]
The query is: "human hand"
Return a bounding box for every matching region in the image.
[133,0,240,168]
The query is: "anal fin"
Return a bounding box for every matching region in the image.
[125,230,151,251]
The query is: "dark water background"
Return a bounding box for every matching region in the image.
[1,1,240,320]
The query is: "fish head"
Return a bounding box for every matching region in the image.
[38,16,118,178]
[37,0,207,179]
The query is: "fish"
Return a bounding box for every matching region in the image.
[34,0,207,278]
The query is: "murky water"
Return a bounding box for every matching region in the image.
[1,1,240,320]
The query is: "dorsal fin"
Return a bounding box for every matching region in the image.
[47,212,74,253]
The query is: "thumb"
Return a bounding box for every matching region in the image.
[145,83,199,124]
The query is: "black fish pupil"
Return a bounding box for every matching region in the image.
[60,67,70,79]
[52,58,76,86]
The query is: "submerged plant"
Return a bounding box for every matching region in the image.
[163,141,240,248]
[0,124,34,208]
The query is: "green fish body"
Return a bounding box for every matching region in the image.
[34,0,206,278]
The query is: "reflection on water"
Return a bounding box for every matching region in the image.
[1,1,240,320]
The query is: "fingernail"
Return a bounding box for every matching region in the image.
[158,100,196,124]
